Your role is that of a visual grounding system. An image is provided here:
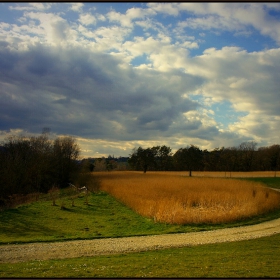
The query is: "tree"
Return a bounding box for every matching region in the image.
[80,158,95,172]
[203,147,223,171]
[128,147,157,173]
[0,133,99,209]
[93,158,107,171]
[268,145,280,177]
[0,134,54,198]
[238,141,257,171]
[219,147,239,176]
[106,159,118,171]
[257,145,280,176]
[52,136,80,188]
[173,145,203,176]
[154,145,173,171]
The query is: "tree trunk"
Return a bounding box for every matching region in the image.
[143,164,148,173]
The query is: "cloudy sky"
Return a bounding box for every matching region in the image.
[0,2,280,158]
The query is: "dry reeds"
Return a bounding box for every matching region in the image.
[95,171,280,224]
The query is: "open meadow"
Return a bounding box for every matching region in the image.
[96,171,280,224]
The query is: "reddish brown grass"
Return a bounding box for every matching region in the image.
[95,171,280,224]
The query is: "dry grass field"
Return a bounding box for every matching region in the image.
[190,171,278,178]
[95,171,280,224]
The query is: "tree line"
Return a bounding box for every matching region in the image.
[1,134,279,207]
[81,156,129,172]
[128,142,280,176]
[0,133,92,206]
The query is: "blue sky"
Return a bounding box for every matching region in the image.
[0,2,280,157]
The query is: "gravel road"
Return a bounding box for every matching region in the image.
[1,217,280,263]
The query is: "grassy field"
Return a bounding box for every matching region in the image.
[1,233,280,278]
[0,171,280,277]
[191,171,279,178]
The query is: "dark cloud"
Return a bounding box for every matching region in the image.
[0,44,206,142]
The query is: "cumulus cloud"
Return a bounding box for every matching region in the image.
[107,6,156,27]
[147,3,180,16]
[0,44,204,142]
[148,2,280,44]
[189,47,280,115]
[79,13,97,26]
[70,3,84,13]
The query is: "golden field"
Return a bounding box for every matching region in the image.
[188,171,278,178]
[95,171,280,224]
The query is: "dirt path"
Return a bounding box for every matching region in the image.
[1,217,280,263]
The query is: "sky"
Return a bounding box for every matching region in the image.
[0,2,280,158]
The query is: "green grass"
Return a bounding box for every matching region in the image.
[1,176,280,245]
[1,190,280,245]
[1,233,280,278]
[242,177,280,189]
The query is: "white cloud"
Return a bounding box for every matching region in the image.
[181,46,280,147]
[107,6,156,27]
[178,15,243,32]
[149,45,189,72]
[147,3,180,16]
[70,3,84,13]
[107,10,133,27]
[122,36,163,57]
[9,3,52,11]
[150,3,280,44]
[97,14,106,22]
[79,13,97,26]
[126,7,156,19]
[229,114,280,145]
[180,41,199,49]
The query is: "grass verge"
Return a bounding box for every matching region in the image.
[1,233,280,277]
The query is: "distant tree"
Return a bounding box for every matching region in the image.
[268,145,280,176]
[256,145,280,176]
[218,147,238,176]
[0,134,54,198]
[203,147,223,171]
[173,145,203,176]
[93,158,107,171]
[0,133,101,209]
[154,145,173,171]
[89,162,94,172]
[238,141,257,171]
[106,159,118,171]
[128,146,157,173]
[80,158,95,172]
[52,136,80,188]
[255,147,270,171]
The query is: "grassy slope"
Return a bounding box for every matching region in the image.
[1,190,280,245]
